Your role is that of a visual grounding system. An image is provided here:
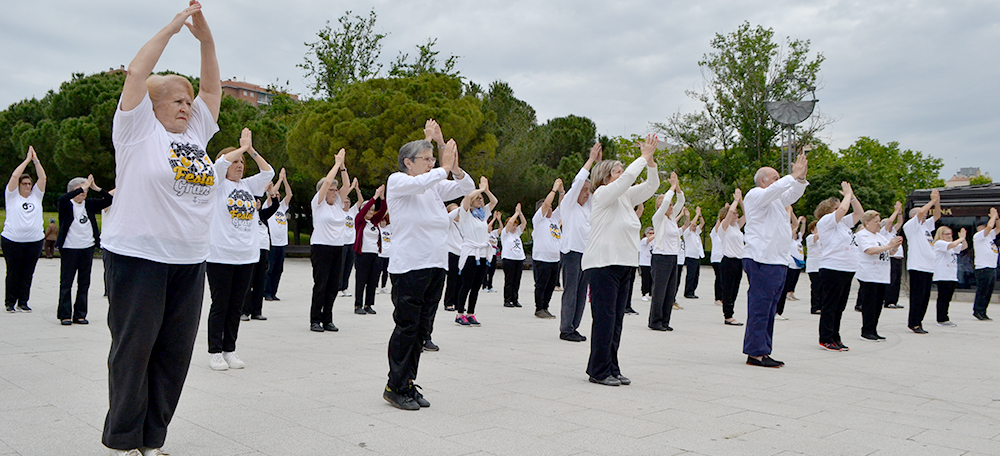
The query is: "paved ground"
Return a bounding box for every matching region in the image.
[1,258,999,456]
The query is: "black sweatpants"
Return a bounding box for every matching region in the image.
[1,237,43,308]
[502,258,523,305]
[444,252,460,309]
[857,280,886,336]
[585,265,634,380]
[775,268,801,316]
[809,271,822,313]
[883,258,903,306]
[817,268,855,344]
[974,268,996,316]
[908,270,934,328]
[711,262,722,301]
[483,254,498,290]
[311,244,345,324]
[57,246,95,321]
[456,256,488,314]
[243,249,268,317]
[387,268,445,392]
[263,245,286,298]
[639,265,652,296]
[339,245,356,292]
[207,262,254,353]
[355,252,381,309]
[102,252,205,450]
[683,257,700,297]
[379,256,390,288]
[649,254,679,328]
[720,256,743,319]
[934,281,957,323]
[533,260,559,311]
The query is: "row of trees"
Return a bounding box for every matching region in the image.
[0,15,946,243]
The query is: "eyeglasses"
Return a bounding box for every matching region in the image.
[413,156,436,164]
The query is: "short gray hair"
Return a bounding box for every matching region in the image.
[67,177,87,193]
[316,177,339,194]
[398,140,432,172]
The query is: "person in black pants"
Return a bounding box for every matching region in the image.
[310,152,352,332]
[243,187,280,320]
[904,190,941,334]
[352,186,388,314]
[483,213,500,292]
[3,146,46,314]
[443,204,463,311]
[56,175,113,325]
[339,185,362,297]
[717,200,745,326]
[815,183,864,351]
[264,168,293,301]
[681,207,705,299]
[454,177,497,325]
[501,204,527,308]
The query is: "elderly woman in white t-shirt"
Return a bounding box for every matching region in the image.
[932,225,968,327]
[815,182,864,352]
[855,210,903,341]
[500,203,527,308]
[649,171,684,332]
[3,146,46,314]
[100,3,223,454]
[581,135,659,387]
[310,149,352,333]
[718,191,746,326]
[454,176,498,326]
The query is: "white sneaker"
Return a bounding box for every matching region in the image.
[715,300,723,306]
[340,290,352,297]
[209,353,228,371]
[109,449,142,456]
[223,352,245,369]
[936,321,957,327]
[775,314,788,321]
[141,448,167,456]
[381,287,389,294]
[640,296,649,302]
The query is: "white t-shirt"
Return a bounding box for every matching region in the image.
[257,207,271,251]
[267,200,289,247]
[360,218,381,254]
[684,227,704,259]
[207,159,274,264]
[447,208,462,256]
[933,240,961,282]
[817,213,857,272]
[501,226,525,261]
[652,189,683,256]
[385,169,475,274]
[459,203,493,261]
[638,237,653,266]
[709,228,723,263]
[720,224,744,259]
[882,227,903,259]
[805,234,821,273]
[2,186,44,243]
[103,93,220,264]
[63,200,95,249]
[488,229,500,258]
[788,234,804,269]
[903,216,936,273]
[342,204,359,245]
[973,229,998,270]
[378,224,392,259]
[855,229,891,283]
[560,167,592,254]
[531,207,562,263]
[311,192,348,246]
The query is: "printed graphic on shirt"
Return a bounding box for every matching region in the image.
[925,230,934,246]
[797,244,805,255]
[488,234,499,249]
[274,211,287,226]
[169,141,215,200]
[549,223,561,239]
[78,214,88,225]
[381,229,391,243]
[991,239,998,254]
[345,216,355,229]
[680,237,686,251]
[22,201,35,213]
[510,238,523,254]
[226,188,256,230]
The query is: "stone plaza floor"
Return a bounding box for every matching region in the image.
[1,257,998,455]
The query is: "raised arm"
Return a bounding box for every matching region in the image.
[696,207,705,231]
[221,128,252,163]
[931,189,942,221]
[517,203,527,230]
[886,201,902,233]
[541,178,562,216]
[279,168,293,206]
[461,177,488,211]
[7,147,33,192]
[797,216,807,238]
[834,182,853,224]
[583,142,602,171]
[914,192,936,224]
[950,228,969,251]
[315,149,346,204]
[187,1,221,120]
[121,2,204,112]
[987,208,999,234]
[245,131,272,173]
[29,147,45,192]
[848,187,864,225]
[481,177,498,211]
[342,177,357,206]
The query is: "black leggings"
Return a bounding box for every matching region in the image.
[639,265,652,296]
[817,268,855,344]
[243,249,268,316]
[354,252,381,308]
[502,258,523,304]
[456,256,488,314]
[310,244,345,324]
[207,262,254,353]
[720,256,743,319]
[2,237,43,307]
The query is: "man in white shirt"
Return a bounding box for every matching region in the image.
[559,143,602,342]
[972,207,999,320]
[903,190,941,333]
[741,153,808,368]
[383,120,474,410]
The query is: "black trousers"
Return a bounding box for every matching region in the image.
[243,249,268,316]
[387,268,445,392]
[585,265,634,380]
[649,254,679,328]
[502,258,523,304]
[534,260,560,311]
[339,245,356,291]
[57,246,95,320]
[720,256,743,319]
[817,268,855,344]
[934,281,957,323]
[712,262,723,301]
[1,237,43,307]
[311,244,345,324]
[683,257,700,297]
[974,268,996,316]
[379,256,390,288]
[444,252,460,309]
[639,265,652,296]
[354,252,381,308]
[102,252,205,450]
[809,271,822,313]
[775,268,801,316]
[483,254,498,289]
[263,245,286,298]
[883,258,903,306]
[207,262,254,353]
[857,281,886,335]
[456,256,488,314]
[908,270,934,328]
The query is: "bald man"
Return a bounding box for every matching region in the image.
[740,155,809,367]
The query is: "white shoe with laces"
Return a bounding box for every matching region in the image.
[775,314,788,321]
[936,321,957,327]
[109,449,142,456]
[209,353,228,371]
[641,295,649,302]
[223,351,245,369]
[142,448,168,456]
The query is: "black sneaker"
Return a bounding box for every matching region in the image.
[5,306,15,313]
[240,314,250,321]
[250,314,267,320]
[909,326,928,334]
[819,342,842,351]
[512,302,522,308]
[73,318,89,325]
[684,295,698,299]
[407,384,430,407]
[364,306,376,314]
[323,323,339,332]
[974,313,991,321]
[15,304,31,313]
[383,386,420,410]
[764,355,784,366]
[559,332,585,342]
[835,342,850,351]
[354,307,366,315]
[310,323,325,332]
[422,340,439,352]
[444,305,455,312]
[503,302,515,308]
[589,375,621,386]
[860,333,880,342]
[624,307,639,315]
[874,334,886,340]
[615,374,631,385]
[61,319,72,326]
[263,295,276,301]
[746,356,782,368]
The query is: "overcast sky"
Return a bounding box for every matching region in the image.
[2,0,997,180]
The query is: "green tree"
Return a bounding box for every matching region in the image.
[298,9,386,98]
[389,38,460,78]
[969,175,992,185]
